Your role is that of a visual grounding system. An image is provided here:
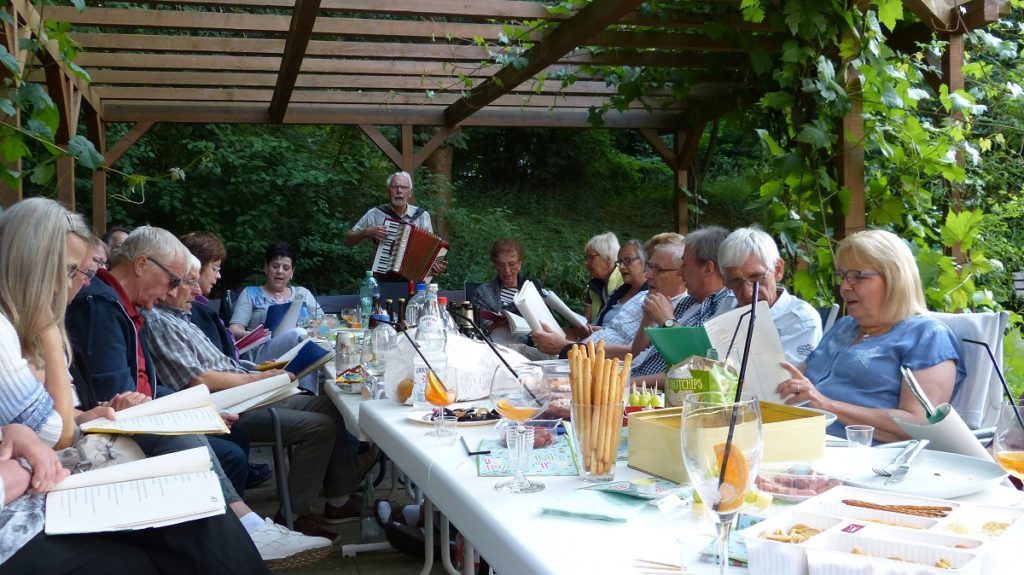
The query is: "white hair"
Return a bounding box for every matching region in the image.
[386,171,413,189]
[585,232,619,263]
[186,253,201,275]
[718,226,781,271]
[114,226,189,267]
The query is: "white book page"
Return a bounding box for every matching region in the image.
[542,290,588,329]
[221,387,300,415]
[274,338,307,363]
[53,447,211,491]
[892,404,993,461]
[86,384,211,424]
[501,311,531,336]
[703,301,789,403]
[211,373,293,411]
[80,406,229,435]
[513,281,565,338]
[46,471,224,534]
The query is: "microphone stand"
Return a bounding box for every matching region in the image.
[714,282,759,513]
[961,337,1024,433]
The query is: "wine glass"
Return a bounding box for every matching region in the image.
[993,399,1024,481]
[361,327,395,398]
[425,371,458,437]
[490,364,550,493]
[681,392,763,575]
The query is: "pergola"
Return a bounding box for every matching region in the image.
[1,0,1008,235]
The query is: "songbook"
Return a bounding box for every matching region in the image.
[79,385,230,435]
[45,447,225,534]
[211,373,298,415]
[891,404,994,461]
[512,280,566,338]
[542,289,588,330]
[371,218,449,283]
[234,324,270,355]
[277,338,335,381]
[478,308,532,336]
[265,298,302,336]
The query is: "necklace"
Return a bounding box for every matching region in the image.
[267,287,288,303]
[859,324,890,339]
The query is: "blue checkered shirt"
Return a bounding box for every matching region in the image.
[630,287,735,377]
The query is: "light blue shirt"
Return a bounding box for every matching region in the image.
[804,315,965,437]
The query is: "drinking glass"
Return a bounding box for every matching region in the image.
[361,327,395,398]
[994,400,1024,481]
[681,392,763,575]
[490,364,550,493]
[425,370,458,437]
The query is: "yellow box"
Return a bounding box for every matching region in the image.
[626,402,825,484]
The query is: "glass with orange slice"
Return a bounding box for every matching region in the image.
[994,400,1024,481]
[681,392,763,575]
[425,370,459,437]
[489,364,550,493]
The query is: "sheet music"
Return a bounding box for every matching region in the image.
[702,301,789,403]
[80,406,229,435]
[513,281,566,338]
[542,290,588,330]
[220,387,300,415]
[211,372,293,411]
[53,447,212,491]
[46,471,224,534]
[84,384,210,422]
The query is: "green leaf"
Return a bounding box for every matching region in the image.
[876,0,904,32]
[29,162,55,185]
[71,0,86,9]
[792,270,819,302]
[0,45,19,77]
[760,91,794,110]
[795,120,837,150]
[755,129,785,156]
[68,135,104,170]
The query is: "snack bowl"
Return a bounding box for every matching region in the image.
[495,419,563,449]
[744,511,842,575]
[755,463,843,502]
[805,532,980,575]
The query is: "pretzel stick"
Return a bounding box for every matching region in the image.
[599,358,620,474]
[579,345,592,471]
[841,499,953,518]
[589,353,607,470]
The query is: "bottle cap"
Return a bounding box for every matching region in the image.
[438,296,448,306]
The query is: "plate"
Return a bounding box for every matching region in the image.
[405,411,499,427]
[800,406,838,427]
[817,447,1008,499]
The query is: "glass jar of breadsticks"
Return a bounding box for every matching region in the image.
[568,340,632,482]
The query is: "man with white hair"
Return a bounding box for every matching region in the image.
[344,171,433,247]
[719,225,822,364]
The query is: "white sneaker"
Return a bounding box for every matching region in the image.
[249,518,332,563]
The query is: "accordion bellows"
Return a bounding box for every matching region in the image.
[372,218,448,282]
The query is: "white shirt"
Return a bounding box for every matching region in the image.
[771,288,822,364]
[352,203,433,234]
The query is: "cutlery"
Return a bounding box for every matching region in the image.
[885,439,929,485]
[872,440,922,476]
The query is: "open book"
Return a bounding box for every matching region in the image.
[79,384,229,435]
[478,308,532,336]
[211,372,298,415]
[45,447,224,534]
[277,338,335,380]
[235,324,270,355]
[264,298,302,336]
[512,281,567,338]
[542,290,588,330]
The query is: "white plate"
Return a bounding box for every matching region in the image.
[405,411,499,427]
[801,407,838,427]
[817,447,1007,499]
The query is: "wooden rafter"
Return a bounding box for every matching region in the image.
[270,0,320,122]
[444,0,645,127]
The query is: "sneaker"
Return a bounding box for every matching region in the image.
[249,517,332,564]
[323,495,362,524]
[275,511,340,542]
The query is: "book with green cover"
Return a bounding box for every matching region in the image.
[643,325,713,366]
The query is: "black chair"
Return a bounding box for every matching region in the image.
[463,281,482,304]
[219,288,240,324]
[317,294,360,314]
[379,281,412,302]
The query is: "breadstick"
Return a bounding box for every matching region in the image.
[589,355,607,470]
[568,347,580,406]
[581,345,593,471]
[598,358,619,474]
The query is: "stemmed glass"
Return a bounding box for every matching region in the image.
[490,364,550,493]
[681,392,763,575]
[361,326,395,399]
[425,371,458,437]
[993,399,1024,481]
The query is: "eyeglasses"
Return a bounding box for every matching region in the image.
[615,256,642,267]
[835,270,881,285]
[494,260,521,270]
[725,269,770,291]
[67,265,97,282]
[184,277,200,288]
[583,253,602,262]
[149,258,183,289]
[646,265,677,275]
[210,265,222,274]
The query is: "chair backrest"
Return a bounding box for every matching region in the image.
[817,303,840,334]
[317,294,361,314]
[219,288,240,324]
[928,311,1010,429]
[464,281,482,304]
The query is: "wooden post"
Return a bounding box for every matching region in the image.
[1,7,22,206]
[44,58,80,209]
[943,31,966,262]
[834,28,865,243]
[85,106,106,233]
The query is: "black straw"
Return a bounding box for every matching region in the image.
[372,317,447,390]
[961,337,1024,434]
[714,283,758,513]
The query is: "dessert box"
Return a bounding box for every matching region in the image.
[742,485,1023,575]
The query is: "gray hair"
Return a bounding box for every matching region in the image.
[653,241,685,269]
[585,232,619,263]
[684,226,729,268]
[186,253,201,276]
[114,226,189,267]
[386,171,413,189]
[719,226,781,271]
[620,239,647,268]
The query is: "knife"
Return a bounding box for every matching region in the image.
[885,439,929,485]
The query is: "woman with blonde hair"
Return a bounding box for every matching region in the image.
[778,229,964,443]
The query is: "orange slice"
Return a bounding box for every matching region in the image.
[712,442,750,512]
[424,371,456,406]
[495,399,543,423]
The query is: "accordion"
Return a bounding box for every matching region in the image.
[371,218,449,283]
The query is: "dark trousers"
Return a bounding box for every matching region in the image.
[210,433,249,497]
[0,512,269,575]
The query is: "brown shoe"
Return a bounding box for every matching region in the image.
[323,495,362,525]
[275,511,339,542]
[355,445,380,480]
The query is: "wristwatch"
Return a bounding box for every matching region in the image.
[662,319,678,328]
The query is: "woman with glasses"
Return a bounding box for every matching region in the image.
[470,238,543,343]
[593,239,648,327]
[778,230,965,442]
[582,232,623,323]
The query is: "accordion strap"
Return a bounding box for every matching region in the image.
[376,204,426,223]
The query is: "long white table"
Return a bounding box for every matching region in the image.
[359,399,1024,575]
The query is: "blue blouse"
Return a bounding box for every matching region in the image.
[804,315,965,437]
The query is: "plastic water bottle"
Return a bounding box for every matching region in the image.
[359,271,379,326]
[412,287,448,410]
[405,282,428,328]
[437,296,459,335]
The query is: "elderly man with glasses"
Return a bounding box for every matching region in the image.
[719,225,822,364]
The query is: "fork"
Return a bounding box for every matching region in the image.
[872,440,920,476]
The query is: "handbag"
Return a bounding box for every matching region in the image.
[57,433,145,474]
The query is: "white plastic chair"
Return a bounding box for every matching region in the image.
[928,311,1010,429]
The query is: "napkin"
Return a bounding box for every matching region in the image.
[541,490,649,523]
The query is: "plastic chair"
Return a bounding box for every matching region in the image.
[817,303,840,334]
[219,288,239,324]
[251,407,294,529]
[928,311,1010,430]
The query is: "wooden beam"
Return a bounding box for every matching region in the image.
[413,126,457,168]
[269,0,320,123]
[638,128,677,168]
[84,105,107,234]
[903,0,954,30]
[1,7,23,207]
[445,0,644,126]
[401,125,413,173]
[44,57,79,208]
[106,122,154,165]
[359,124,403,167]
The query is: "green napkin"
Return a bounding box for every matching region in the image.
[541,490,650,523]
